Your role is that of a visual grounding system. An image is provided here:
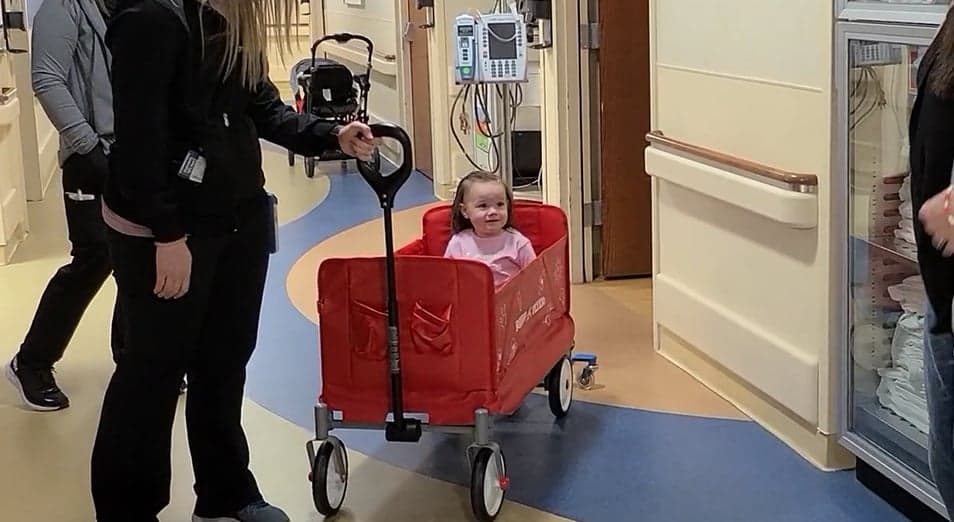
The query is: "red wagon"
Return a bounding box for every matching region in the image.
[306,124,576,521]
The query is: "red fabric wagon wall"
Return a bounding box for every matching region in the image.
[317,202,574,425]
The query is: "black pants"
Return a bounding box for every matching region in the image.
[90,193,271,521]
[17,148,124,370]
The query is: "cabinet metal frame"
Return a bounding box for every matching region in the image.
[836,0,947,26]
[833,20,948,518]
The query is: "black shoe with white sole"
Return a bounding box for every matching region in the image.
[6,356,70,411]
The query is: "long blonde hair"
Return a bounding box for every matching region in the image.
[208,0,299,88]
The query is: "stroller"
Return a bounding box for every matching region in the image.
[287,33,374,178]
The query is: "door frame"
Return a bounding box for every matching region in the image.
[578,0,598,282]
[533,0,590,283]
[397,0,434,178]
[396,0,414,146]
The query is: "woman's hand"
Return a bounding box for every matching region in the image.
[155,238,192,299]
[337,122,376,161]
[919,186,954,257]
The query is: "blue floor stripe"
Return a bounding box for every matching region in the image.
[247,170,906,522]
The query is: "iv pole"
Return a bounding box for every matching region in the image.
[499,82,513,187]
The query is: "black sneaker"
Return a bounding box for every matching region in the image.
[6,356,70,411]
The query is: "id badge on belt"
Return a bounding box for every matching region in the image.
[177,150,207,183]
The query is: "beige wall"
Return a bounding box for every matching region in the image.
[0,50,30,264]
[647,0,846,467]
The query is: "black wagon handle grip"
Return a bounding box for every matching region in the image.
[355,122,414,205]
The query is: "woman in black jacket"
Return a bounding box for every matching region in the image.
[911,7,954,518]
[90,0,374,520]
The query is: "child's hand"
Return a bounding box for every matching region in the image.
[919,185,954,257]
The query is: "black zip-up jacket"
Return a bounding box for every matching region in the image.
[910,46,954,333]
[103,0,337,242]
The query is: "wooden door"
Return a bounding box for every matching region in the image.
[597,0,652,277]
[406,0,434,177]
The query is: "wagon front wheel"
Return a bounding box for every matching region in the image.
[311,436,349,516]
[470,447,507,521]
[547,355,573,418]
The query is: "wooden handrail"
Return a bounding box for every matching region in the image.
[646,131,818,190]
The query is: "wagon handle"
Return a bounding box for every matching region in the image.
[354,121,422,443]
[356,123,414,209]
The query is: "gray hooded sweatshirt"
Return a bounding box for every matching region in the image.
[31,0,113,166]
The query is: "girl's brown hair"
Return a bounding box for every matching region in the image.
[928,6,954,98]
[451,171,514,233]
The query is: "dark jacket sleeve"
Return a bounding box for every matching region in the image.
[247,79,339,157]
[107,5,186,242]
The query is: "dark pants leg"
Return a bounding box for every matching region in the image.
[91,194,270,521]
[17,151,124,369]
[925,305,954,519]
[190,196,271,517]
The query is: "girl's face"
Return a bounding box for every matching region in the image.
[460,180,509,237]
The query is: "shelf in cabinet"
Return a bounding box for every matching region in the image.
[855,396,930,479]
[854,235,918,263]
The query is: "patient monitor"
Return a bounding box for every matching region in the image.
[454,12,528,84]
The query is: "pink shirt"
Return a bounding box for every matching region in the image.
[444,229,536,287]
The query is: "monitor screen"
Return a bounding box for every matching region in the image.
[488,22,517,60]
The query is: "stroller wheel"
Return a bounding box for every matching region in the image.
[547,356,573,418]
[311,436,349,516]
[470,447,507,521]
[305,157,316,178]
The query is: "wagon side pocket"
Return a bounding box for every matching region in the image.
[411,301,454,356]
[352,301,387,361]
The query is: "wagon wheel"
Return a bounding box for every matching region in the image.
[547,355,573,418]
[470,447,508,521]
[311,436,349,516]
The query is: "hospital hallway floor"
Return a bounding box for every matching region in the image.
[0,147,912,521]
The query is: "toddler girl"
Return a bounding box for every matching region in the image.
[444,171,536,287]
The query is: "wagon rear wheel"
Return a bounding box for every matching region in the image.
[547,355,573,418]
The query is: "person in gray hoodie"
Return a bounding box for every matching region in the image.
[5,0,125,411]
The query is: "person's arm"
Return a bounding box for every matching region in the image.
[247,78,339,156]
[107,7,186,243]
[31,0,99,155]
[247,78,375,160]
